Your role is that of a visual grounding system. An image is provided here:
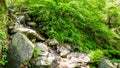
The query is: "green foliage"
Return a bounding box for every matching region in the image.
[105,1,120,28]
[111,59,120,63]
[0,5,8,66]
[26,0,118,51]
[90,50,103,62]
[0,21,8,66]
[12,0,120,58]
[103,50,120,59]
[0,7,5,21]
[33,46,40,58]
[0,7,3,13]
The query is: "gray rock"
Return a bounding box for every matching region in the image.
[14,23,24,28]
[56,62,72,68]
[16,13,31,26]
[36,42,49,56]
[57,44,71,57]
[67,52,90,63]
[47,38,59,46]
[80,65,90,68]
[113,63,118,67]
[56,58,80,68]
[8,32,34,68]
[32,43,90,68]
[13,27,45,41]
[99,59,117,68]
[27,22,37,27]
[33,53,55,67]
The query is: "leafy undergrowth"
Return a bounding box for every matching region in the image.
[0,22,8,66]
[25,0,120,51]
[0,6,8,66]
[23,1,120,64]
[10,0,120,64]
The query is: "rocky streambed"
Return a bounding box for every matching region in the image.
[7,23,91,68]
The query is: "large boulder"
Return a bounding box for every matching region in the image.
[8,32,34,68]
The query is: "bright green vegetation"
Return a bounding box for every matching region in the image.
[22,0,120,50]
[90,50,103,62]
[13,0,120,59]
[28,0,109,51]
[33,46,40,58]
